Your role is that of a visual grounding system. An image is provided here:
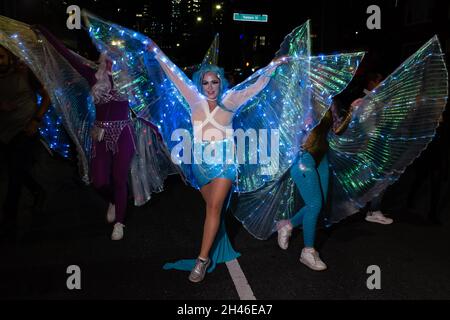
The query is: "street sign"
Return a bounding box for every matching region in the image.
[233,13,268,23]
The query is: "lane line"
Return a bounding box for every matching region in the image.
[226,259,256,300]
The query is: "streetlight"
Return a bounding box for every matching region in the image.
[215,4,222,10]
[196,16,202,22]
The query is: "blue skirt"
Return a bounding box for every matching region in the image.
[191,138,237,188]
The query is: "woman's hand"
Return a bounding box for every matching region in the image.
[351,98,364,110]
[146,42,160,53]
[271,55,290,66]
[263,55,290,78]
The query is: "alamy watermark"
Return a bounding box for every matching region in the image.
[66,5,81,30]
[367,5,381,30]
[366,265,381,290]
[66,265,81,290]
[170,125,280,175]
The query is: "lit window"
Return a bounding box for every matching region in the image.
[260,36,266,46]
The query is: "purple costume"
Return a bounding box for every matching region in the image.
[38,26,143,224]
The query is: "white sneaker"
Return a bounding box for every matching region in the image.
[365,211,393,225]
[111,222,124,240]
[300,248,327,271]
[277,220,293,250]
[106,203,116,224]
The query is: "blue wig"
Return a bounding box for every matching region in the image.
[192,64,229,100]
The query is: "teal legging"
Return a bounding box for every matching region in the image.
[289,151,329,248]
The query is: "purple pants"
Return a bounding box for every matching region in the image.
[90,125,135,224]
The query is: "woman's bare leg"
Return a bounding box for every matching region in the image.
[198,178,232,259]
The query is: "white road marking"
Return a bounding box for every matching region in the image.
[226,259,256,300]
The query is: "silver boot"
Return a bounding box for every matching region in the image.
[188,258,211,283]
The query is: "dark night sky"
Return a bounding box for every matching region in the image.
[1,0,449,79]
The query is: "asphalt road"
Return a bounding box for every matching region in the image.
[1,142,449,300]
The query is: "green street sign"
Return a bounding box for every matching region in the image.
[233,13,268,23]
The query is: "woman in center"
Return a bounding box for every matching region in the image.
[150,44,285,282]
